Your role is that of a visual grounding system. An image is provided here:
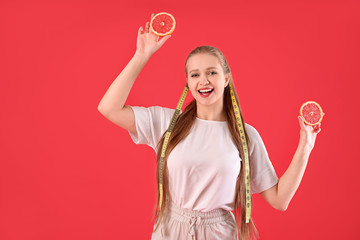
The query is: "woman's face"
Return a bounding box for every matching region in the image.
[186,53,229,107]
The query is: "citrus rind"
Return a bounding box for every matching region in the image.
[150,12,176,36]
[300,100,324,126]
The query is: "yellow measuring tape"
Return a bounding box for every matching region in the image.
[157,85,189,225]
[157,82,251,225]
[229,82,251,223]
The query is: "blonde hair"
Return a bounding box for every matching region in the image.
[152,46,259,240]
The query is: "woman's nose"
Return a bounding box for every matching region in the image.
[200,75,209,85]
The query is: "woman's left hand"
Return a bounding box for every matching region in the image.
[298,116,321,151]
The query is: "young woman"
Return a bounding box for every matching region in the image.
[98,14,321,240]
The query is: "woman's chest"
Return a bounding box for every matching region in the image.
[167,122,241,176]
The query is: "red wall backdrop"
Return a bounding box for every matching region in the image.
[1,0,359,239]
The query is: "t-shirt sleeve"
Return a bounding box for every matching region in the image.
[245,123,279,194]
[128,106,177,152]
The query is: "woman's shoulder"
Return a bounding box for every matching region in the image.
[151,105,183,114]
[130,105,182,124]
[244,122,271,156]
[148,105,180,116]
[244,122,260,137]
[244,123,263,149]
[131,105,178,114]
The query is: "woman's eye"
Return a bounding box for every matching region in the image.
[191,72,216,78]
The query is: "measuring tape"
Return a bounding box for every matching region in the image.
[157,82,251,225]
[157,85,189,225]
[229,82,252,223]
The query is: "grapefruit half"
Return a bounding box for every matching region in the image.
[300,101,325,126]
[150,12,176,36]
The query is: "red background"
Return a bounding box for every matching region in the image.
[1,0,359,239]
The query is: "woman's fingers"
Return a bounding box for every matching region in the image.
[299,116,322,135]
[138,22,149,36]
[138,21,150,35]
[313,124,321,134]
[146,14,154,33]
[298,116,306,129]
[140,14,155,35]
[158,35,172,46]
[145,21,150,33]
[138,26,143,35]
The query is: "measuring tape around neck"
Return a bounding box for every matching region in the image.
[157,82,251,225]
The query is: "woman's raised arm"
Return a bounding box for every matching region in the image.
[260,116,321,211]
[98,13,171,133]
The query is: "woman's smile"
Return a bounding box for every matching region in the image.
[198,88,214,97]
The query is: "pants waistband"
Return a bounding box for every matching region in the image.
[165,200,232,225]
[161,201,237,240]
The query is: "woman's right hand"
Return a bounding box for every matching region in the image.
[136,13,172,57]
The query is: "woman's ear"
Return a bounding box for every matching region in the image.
[225,74,230,87]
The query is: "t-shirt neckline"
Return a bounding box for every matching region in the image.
[196,117,227,123]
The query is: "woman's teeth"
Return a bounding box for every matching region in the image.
[198,89,214,93]
[198,88,214,97]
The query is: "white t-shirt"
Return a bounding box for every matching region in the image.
[128,105,279,212]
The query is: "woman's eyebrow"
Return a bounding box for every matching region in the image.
[189,67,218,74]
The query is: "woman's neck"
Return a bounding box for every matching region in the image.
[196,102,226,121]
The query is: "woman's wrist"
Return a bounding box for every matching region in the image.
[298,140,313,153]
[134,50,152,59]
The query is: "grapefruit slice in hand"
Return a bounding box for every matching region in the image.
[300,101,325,130]
[150,12,176,36]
